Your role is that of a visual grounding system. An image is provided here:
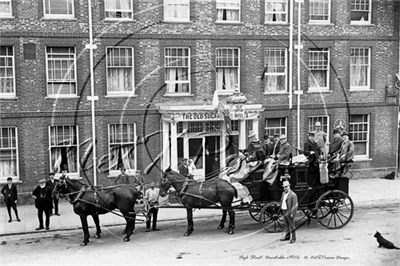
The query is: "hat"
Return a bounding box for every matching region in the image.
[282,180,291,187]
[333,129,340,134]
[7,177,12,181]
[280,134,287,139]
[273,133,280,138]
[342,131,349,136]
[248,130,256,138]
[182,158,188,162]
[315,121,322,127]
[308,131,315,137]
[120,167,126,170]
[49,172,55,176]
[38,178,46,183]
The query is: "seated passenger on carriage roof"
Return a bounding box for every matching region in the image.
[303,131,323,163]
[275,134,291,165]
[330,131,354,178]
[246,138,266,163]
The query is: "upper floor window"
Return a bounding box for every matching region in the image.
[106,47,134,95]
[216,0,240,22]
[104,0,133,20]
[164,0,189,22]
[46,47,77,97]
[351,0,371,24]
[44,0,74,19]
[49,125,78,177]
[0,0,12,17]
[308,48,330,91]
[309,0,330,23]
[349,114,369,158]
[0,46,15,97]
[0,127,18,182]
[263,48,287,93]
[265,0,288,23]
[216,48,239,93]
[165,47,190,95]
[109,123,136,175]
[350,47,370,90]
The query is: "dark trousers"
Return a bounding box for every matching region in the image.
[37,208,50,228]
[146,206,158,230]
[6,202,19,220]
[282,210,296,240]
[51,197,59,215]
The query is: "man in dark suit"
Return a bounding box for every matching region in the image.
[304,132,323,187]
[280,180,298,244]
[1,177,20,223]
[178,158,192,179]
[46,172,60,216]
[32,179,53,230]
[270,134,281,158]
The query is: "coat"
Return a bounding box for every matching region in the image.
[32,186,53,210]
[277,141,291,163]
[247,145,266,162]
[304,139,322,170]
[339,140,355,162]
[178,164,189,177]
[1,184,18,205]
[329,137,343,156]
[115,173,131,185]
[280,190,298,218]
[270,141,281,157]
[46,179,59,191]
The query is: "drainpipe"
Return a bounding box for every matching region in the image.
[86,0,98,186]
[288,0,294,109]
[294,0,303,152]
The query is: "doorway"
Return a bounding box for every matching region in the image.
[205,136,221,176]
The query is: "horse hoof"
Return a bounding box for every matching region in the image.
[94,234,101,239]
[123,237,130,242]
[217,225,224,230]
[183,232,190,236]
[80,241,88,246]
[228,230,234,235]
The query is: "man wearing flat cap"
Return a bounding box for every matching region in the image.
[280,180,298,244]
[32,178,53,230]
[330,131,354,178]
[304,132,323,187]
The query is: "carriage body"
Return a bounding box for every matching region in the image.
[243,162,354,232]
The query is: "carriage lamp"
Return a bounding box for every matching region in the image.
[226,86,248,120]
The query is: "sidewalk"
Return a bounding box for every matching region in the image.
[1,178,399,237]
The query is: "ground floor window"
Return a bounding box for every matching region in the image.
[349,114,369,158]
[49,125,78,174]
[0,127,18,181]
[109,123,136,174]
[265,117,286,137]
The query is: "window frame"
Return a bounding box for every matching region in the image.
[164,47,191,95]
[108,123,137,177]
[265,117,287,137]
[106,46,135,96]
[264,0,288,24]
[309,0,331,24]
[0,0,12,17]
[350,0,371,25]
[48,125,79,179]
[0,46,16,98]
[104,0,133,20]
[308,48,330,92]
[163,0,190,22]
[349,114,369,159]
[0,127,19,182]
[215,47,240,94]
[216,0,241,23]
[263,47,287,94]
[43,0,75,19]
[350,47,371,91]
[46,46,77,98]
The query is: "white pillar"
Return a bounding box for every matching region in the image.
[221,121,227,173]
[252,119,259,139]
[162,121,170,171]
[239,119,246,150]
[170,122,178,171]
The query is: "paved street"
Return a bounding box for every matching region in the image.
[0,202,399,266]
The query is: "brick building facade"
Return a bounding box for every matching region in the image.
[0,0,399,204]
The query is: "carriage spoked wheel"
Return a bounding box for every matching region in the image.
[259,202,286,233]
[316,190,354,229]
[248,201,264,222]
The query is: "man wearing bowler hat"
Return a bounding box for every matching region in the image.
[46,172,60,216]
[304,132,323,188]
[280,180,298,244]
[32,178,53,230]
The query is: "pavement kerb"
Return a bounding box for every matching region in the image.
[1,199,398,238]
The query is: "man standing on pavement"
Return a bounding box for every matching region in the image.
[145,182,160,232]
[46,172,60,216]
[178,158,193,179]
[32,179,53,230]
[280,180,298,244]
[314,121,327,159]
[115,167,131,185]
[1,177,21,223]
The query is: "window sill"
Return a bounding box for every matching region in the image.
[0,180,21,185]
[45,96,80,99]
[308,22,334,26]
[42,17,77,21]
[353,157,372,162]
[162,20,193,24]
[108,170,137,178]
[0,96,18,100]
[215,21,243,25]
[264,22,289,25]
[0,16,14,20]
[164,93,194,97]
[306,90,332,94]
[349,89,373,92]
[105,94,137,98]
[103,18,136,23]
[216,90,235,95]
[350,23,375,27]
[263,91,289,95]
[54,174,82,180]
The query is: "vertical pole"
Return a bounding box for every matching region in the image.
[87,0,97,185]
[170,122,178,171]
[289,0,294,109]
[296,0,303,152]
[162,121,170,171]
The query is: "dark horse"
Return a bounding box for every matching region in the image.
[54,177,141,246]
[159,167,238,236]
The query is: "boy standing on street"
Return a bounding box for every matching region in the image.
[1,177,21,223]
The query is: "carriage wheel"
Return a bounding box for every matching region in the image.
[248,201,264,222]
[316,190,354,229]
[259,202,286,233]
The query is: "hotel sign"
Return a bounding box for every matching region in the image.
[181,112,223,121]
